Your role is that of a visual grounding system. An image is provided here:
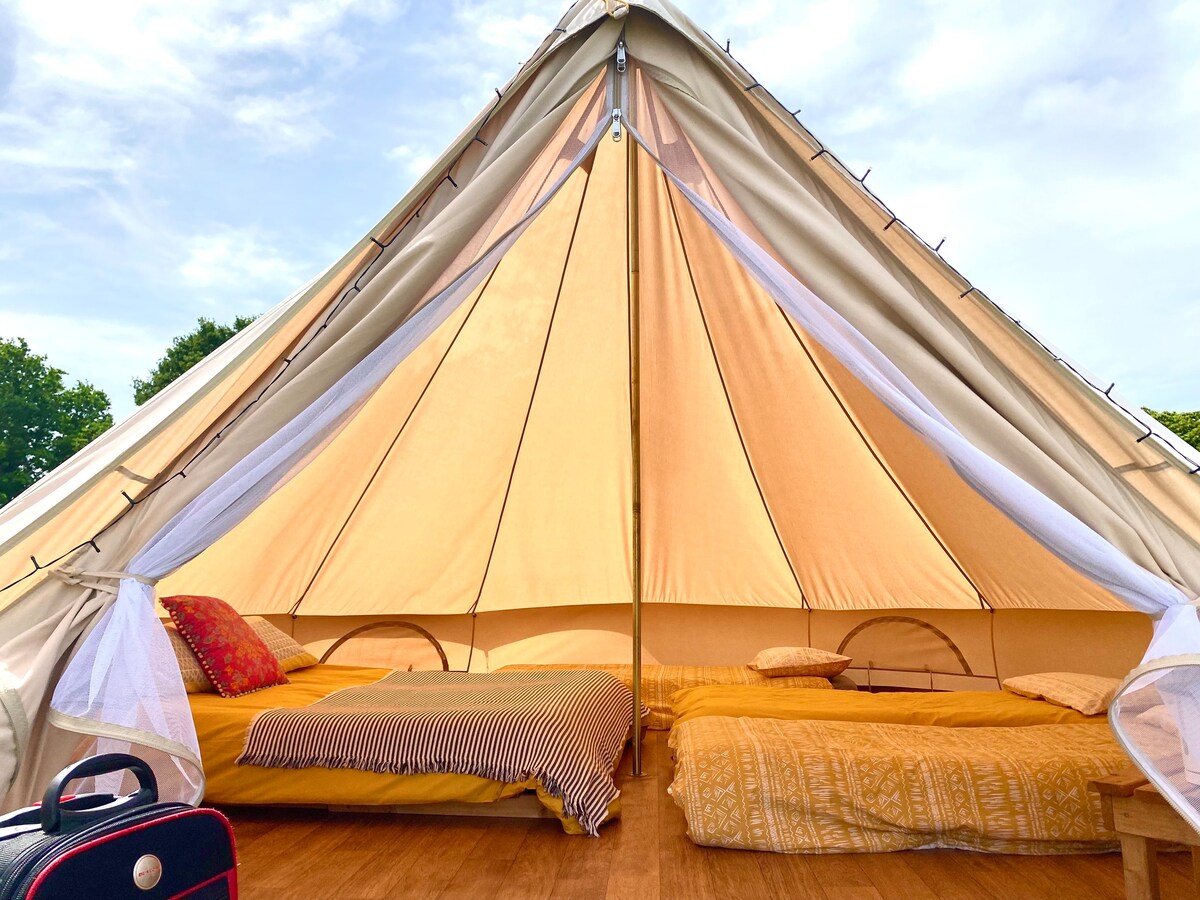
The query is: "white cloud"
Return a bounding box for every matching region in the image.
[179,227,307,293]
[718,0,882,96]
[233,90,332,153]
[3,0,405,187]
[387,144,436,180]
[224,0,399,58]
[0,309,162,416]
[897,4,1088,103]
[0,107,137,191]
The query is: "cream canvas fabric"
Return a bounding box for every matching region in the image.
[2,0,1199,816]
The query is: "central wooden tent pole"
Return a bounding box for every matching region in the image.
[626,113,645,777]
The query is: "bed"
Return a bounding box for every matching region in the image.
[669,685,1108,728]
[668,715,1130,854]
[497,663,835,729]
[190,664,632,835]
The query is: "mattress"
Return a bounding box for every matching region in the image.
[189,664,618,833]
[669,685,1107,728]
[668,716,1128,854]
[498,664,831,729]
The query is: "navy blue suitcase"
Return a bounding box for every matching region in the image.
[0,754,237,899]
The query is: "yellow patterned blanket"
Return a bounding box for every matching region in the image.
[669,717,1129,854]
[499,664,831,729]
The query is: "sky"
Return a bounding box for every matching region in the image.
[0,0,1197,421]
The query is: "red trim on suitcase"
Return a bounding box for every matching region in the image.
[166,870,237,900]
[25,808,238,899]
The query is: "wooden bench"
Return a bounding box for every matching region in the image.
[1090,768,1200,900]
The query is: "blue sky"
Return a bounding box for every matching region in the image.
[1,0,1197,420]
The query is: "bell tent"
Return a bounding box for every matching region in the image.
[3,0,1200,824]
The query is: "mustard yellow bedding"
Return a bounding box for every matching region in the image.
[669,685,1107,728]
[498,664,831,729]
[669,716,1128,854]
[190,664,617,832]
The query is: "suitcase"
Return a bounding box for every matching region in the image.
[0,753,237,899]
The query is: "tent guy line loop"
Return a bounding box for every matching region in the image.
[53,567,157,588]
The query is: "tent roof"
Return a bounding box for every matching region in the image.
[3,1,1200,617]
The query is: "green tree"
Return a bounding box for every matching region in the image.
[0,337,113,506]
[1144,408,1200,452]
[133,315,256,405]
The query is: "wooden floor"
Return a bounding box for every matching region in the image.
[220,730,1196,899]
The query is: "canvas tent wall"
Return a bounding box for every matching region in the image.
[2,0,1200,826]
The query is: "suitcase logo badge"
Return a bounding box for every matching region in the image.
[133,853,163,890]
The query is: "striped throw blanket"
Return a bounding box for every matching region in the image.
[237,669,634,835]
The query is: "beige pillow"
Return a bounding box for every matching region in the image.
[165,625,213,693]
[246,617,319,673]
[750,646,851,679]
[1002,672,1119,716]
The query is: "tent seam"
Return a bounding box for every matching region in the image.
[769,304,993,612]
[466,156,596,623]
[661,172,811,611]
[287,266,503,617]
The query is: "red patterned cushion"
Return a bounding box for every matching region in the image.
[160,595,288,698]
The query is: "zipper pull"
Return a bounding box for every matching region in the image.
[611,108,622,142]
[616,41,627,74]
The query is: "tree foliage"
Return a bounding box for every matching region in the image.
[133,316,256,405]
[0,337,113,506]
[1144,408,1200,452]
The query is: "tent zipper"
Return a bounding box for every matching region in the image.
[611,41,626,142]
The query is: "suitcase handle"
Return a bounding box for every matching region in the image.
[41,753,159,833]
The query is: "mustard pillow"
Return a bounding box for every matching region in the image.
[1002,672,1119,716]
[164,624,213,693]
[750,646,851,679]
[245,617,319,673]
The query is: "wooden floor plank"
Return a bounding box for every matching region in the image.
[852,851,939,899]
[804,855,886,900]
[755,854,831,900]
[705,848,776,899]
[405,821,488,899]
[438,857,517,899]
[605,771,660,900]
[468,818,533,861]
[655,731,718,900]
[220,730,1168,900]
[495,822,568,900]
[549,833,614,900]
[897,849,1001,900]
